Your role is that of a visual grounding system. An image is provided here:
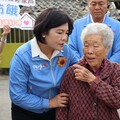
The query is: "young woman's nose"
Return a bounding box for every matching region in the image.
[62,34,68,41]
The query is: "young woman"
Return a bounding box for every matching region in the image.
[9,8,78,120]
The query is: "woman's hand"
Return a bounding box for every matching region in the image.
[49,93,69,108]
[1,25,11,42]
[73,64,96,85]
[2,25,11,36]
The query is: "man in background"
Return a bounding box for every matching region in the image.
[68,0,120,63]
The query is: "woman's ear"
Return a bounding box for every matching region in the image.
[105,48,109,55]
[41,33,46,38]
[107,4,110,8]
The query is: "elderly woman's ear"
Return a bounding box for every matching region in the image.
[104,48,109,55]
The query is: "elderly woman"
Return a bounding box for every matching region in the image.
[56,23,120,120]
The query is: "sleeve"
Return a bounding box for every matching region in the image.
[69,45,79,65]
[9,53,49,111]
[56,68,70,120]
[68,21,81,59]
[90,71,120,109]
[108,23,120,64]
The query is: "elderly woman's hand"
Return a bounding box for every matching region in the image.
[73,64,96,85]
[49,93,69,108]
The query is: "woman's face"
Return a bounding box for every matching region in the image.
[83,34,108,70]
[44,23,68,51]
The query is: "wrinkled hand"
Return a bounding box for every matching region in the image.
[73,64,96,85]
[49,93,69,108]
[2,25,11,36]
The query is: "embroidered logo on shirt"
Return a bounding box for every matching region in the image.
[33,62,46,70]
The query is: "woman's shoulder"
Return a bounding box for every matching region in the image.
[15,39,32,56]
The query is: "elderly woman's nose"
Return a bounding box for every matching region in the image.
[88,47,94,53]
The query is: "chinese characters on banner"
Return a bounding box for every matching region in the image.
[0,0,35,30]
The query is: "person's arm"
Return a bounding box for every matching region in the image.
[90,76,120,109]
[68,21,83,59]
[73,64,120,109]
[107,22,120,64]
[9,50,69,112]
[9,53,50,111]
[56,69,70,120]
[0,25,11,54]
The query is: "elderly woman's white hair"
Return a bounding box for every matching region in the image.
[81,23,114,50]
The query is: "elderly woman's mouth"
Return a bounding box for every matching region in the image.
[87,57,96,61]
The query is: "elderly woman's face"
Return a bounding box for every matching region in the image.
[83,34,108,70]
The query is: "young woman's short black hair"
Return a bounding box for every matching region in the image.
[33,7,73,44]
